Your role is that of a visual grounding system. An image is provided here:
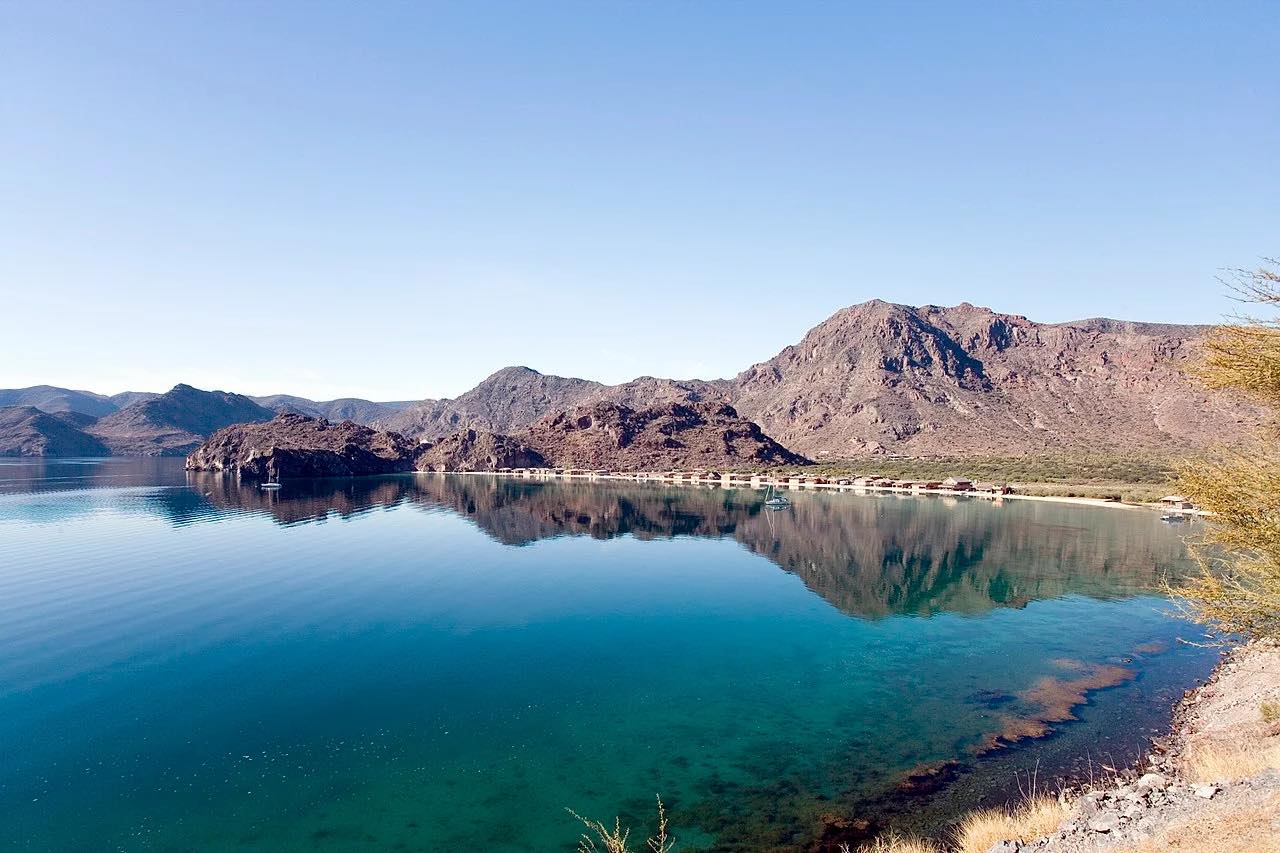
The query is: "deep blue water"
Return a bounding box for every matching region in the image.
[0,460,1217,851]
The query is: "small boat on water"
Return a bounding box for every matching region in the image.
[1160,513,1187,523]
[763,484,791,510]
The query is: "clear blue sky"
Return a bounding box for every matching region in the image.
[3,1,1276,401]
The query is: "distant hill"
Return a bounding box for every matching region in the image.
[0,386,116,418]
[252,394,414,424]
[0,406,110,457]
[108,391,159,408]
[88,384,274,456]
[377,366,606,439]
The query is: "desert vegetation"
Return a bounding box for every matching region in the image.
[567,797,674,853]
[810,453,1175,503]
[1177,260,1280,639]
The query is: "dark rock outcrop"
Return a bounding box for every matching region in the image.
[188,401,804,476]
[414,429,548,472]
[90,384,274,456]
[186,413,418,479]
[522,400,808,469]
[0,406,110,457]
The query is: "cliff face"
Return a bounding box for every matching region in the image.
[0,406,110,457]
[186,413,417,479]
[90,384,275,456]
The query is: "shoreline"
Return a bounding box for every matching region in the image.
[989,639,1280,852]
[427,468,1195,515]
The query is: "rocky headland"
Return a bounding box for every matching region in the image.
[186,400,808,478]
[186,413,418,479]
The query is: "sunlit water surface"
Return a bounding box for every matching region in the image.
[0,460,1216,851]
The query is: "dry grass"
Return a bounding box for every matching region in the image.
[1262,700,1280,723]
[567,796,674,853]
[1183,740,1280,783]
[842,834,941,853]
[951,795,1070,853]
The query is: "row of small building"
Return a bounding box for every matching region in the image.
[489,468,1014,495]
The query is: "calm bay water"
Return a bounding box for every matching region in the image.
[0,460,1216,851]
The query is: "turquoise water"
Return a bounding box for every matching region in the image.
[0,461,1217,851]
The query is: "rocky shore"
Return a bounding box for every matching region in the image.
[1010,640,1280,853]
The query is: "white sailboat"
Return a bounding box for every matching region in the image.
[763,484,791,510]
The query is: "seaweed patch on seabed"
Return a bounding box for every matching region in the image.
[971,659,1137,756]
[681,643,1168,851]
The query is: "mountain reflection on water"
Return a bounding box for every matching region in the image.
[174,471,1192,620]
[0,461,1213,852]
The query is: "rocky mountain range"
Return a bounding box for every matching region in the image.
[85,384,274,455]
[0,385,416,457]
[0,384,277,457]
[726,300,1251,457]
[189,400,806,478]
[377,301,1257,457]
[3,300,1259,459]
